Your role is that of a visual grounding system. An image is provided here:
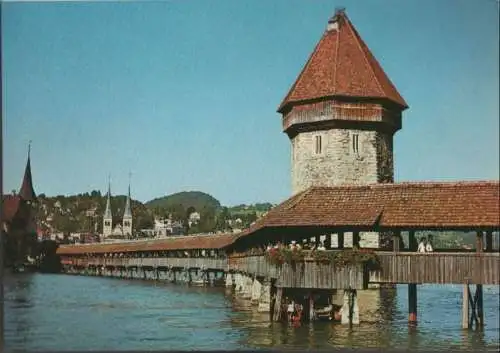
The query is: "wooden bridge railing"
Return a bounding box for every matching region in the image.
[371,252,500,285]
[63,251,500,286]
[228,255,366,290]
[68,257,228,270]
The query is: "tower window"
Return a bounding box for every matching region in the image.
[352,134,359,154]
[105,221,111,227]
[314,135,322,154]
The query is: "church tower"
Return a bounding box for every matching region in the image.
[103,179,113,238]
[278,9,408,195]
[19,141,37,237]
[19,141,37,205]
[122,175,133,238]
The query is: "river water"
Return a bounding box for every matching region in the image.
[4,273,499,351]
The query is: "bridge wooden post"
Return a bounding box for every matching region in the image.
[338,232,345,249]
[353,231,360,248]
[475,231,484,328]
[476,231,484,252]
[392,231,401,252]
[408,230,418,325]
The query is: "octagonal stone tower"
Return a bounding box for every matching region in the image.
[278,9,408,196]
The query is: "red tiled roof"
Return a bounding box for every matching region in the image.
[242,181,500,231]
[56,181,499,255]
[2,195,21,223]
[56,233,238,255]
[278,10,408,113]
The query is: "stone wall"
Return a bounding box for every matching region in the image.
[291,129,395,194]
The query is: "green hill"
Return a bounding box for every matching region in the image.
[145,191,221,216]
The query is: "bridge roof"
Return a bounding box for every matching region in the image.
[240,181,500,232]
[57,181,499,255]
[56,233,237,255]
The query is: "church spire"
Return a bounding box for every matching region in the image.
[19,140,37,202]
[123,172,132,219]
[104,175,112,219]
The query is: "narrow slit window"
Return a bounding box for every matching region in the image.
[315,135,322,154]
[352,134,359,154]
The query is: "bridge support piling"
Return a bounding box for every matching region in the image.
[242,275,253,299]
[341,288,359,325]
[272,287,283,322]
[225,272,233,288]
[408,230,418,325]
[251,276,262,304]
[257,278,271,312]
[476,284,484,328]
[308,294,315,321]
[408,284,418,325]
[462,281,469,329]
[462,281,484,330]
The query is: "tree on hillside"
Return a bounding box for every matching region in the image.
[186,206,196,218]
[215,207,230,232]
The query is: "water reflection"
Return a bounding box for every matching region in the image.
[4,274,500,351]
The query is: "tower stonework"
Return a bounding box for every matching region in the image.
[290,128,395,193]
[278,10,408,249]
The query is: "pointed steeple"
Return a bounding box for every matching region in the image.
[19,141,37,202]
[123,172,132,219]
[104,176,112,219]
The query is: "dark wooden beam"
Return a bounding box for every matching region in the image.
[353,231,360,248]
[338,232,345,249]
[392,231,401,252]
[476,231,484,253]
[485,231,493,252]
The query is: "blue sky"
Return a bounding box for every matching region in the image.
[3,0,499,206]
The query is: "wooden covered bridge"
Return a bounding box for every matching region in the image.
[57,181,499,327]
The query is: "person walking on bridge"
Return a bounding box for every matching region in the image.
[418,238,426,253]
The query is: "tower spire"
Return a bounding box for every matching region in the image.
[122,172,133,237]
[104,174,112,219]
[123,172,132,219]
[19,140,37,202]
